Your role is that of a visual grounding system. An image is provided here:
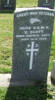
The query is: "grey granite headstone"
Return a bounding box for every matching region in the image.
[12,8,54,85]
[0,0,16,13]
[38,0,54,9]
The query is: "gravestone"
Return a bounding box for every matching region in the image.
[11,8,54,85]
[38,0,54,9]
[0,0,16,13]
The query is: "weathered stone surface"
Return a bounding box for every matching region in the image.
[0,0,16,12]
[12,8,54,84]
[38,0,54,9]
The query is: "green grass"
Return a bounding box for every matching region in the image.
[49,34,55,71]
[0,0,55,73]
[0,14,13,73]
[16,0,38,8]
[0,85,55,100]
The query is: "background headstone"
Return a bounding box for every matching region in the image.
[12,8,54,85]
[0,0,16,13]
[38,0,54,9]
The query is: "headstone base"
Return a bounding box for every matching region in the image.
[10,79,47,86]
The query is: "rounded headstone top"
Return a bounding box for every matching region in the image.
[15,7,55,13]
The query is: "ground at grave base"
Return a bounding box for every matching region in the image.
[0,73,55,100]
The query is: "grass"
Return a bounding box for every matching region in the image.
[16,0,38,8]
[0,14,13,73]
[0,0,55,73]
[0,85,55,100]
[49,34,55,71]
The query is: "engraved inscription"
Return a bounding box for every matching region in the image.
[30,18,41,24]
[46,0,48,3]
[7,0,10,5]
[4,0,12,7]
[16,11,54,18]
[15,11,54,42]
[16,25,50,41]
[26,42,39,70]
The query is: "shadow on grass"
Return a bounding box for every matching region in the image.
[5,82,52,100]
